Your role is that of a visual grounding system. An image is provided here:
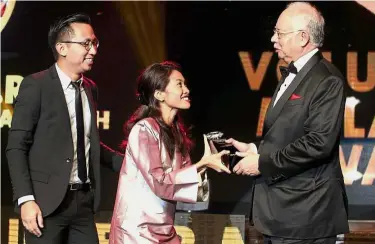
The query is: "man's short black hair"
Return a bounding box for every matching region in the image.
[48,13,91,60]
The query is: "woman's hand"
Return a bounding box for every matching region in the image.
[195,135,231,173]
[201,150,231,174]
[203,134,230,173]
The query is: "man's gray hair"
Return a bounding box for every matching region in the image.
[287,2,325,47]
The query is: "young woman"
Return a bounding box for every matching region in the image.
[109,61,230,244]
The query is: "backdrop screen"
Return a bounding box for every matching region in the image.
[1,3,374,237]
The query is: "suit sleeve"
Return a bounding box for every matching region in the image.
[100,142,124,172]
[129,122,199,203]
[6,76,41,201]
[91,83,125,172]
[259,76,345,179]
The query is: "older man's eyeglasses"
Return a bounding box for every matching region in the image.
[60,39,99,51]
[273,28,305,39]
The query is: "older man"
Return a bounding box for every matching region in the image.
[227,2,349,243]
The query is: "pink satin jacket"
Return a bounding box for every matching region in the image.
[109,118,205,244]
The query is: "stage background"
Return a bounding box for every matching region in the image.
[1,1,374,243]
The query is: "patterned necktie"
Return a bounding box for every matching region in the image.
[279,61,298,80]
[71,81,87,183]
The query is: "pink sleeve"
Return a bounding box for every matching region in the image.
[129,121,199,203]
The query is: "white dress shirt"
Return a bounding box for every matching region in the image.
[18,64,92,205]
[273,48,319,106]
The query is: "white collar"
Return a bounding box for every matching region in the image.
[55,63,83,90]
[293,48,319,72]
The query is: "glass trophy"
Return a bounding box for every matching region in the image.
[205,131,240,171]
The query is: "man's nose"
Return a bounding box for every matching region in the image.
[271,32,277,43]
[89,45,97,55]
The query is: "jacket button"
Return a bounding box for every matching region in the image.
[66,158,71,163]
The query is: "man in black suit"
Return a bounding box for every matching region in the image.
[227,2,349,243]
[6,13,123,244]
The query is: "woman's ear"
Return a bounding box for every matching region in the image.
[154,90,165,102]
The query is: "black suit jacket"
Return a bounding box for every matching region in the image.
[253,52,349,238]
[6,65,122,217]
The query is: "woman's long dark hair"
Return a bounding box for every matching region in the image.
[121,61,193,160]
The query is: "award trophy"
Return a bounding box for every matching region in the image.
[205,131,240,171]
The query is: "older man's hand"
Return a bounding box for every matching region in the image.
[225,138,258,153]
[233,151,261,176]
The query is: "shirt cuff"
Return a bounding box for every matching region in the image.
[18,195,35,206]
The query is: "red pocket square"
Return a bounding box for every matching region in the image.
[290,94,301,100]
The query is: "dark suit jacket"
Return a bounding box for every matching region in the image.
[6,65,123,217]
[253,52,349,238]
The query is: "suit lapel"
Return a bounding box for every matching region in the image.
[263,78,285,135]
[48,65,72,138]
[264,52,323,130]
[82,78,97,129]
